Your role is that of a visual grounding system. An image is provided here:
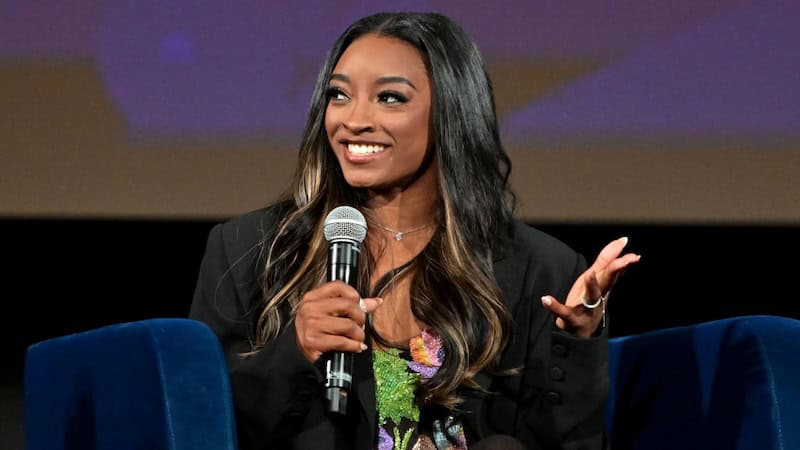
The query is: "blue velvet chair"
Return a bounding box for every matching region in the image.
[24,319,237,450]
[25,315,800,450]
[606,315,800,450]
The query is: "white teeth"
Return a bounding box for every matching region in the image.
[347,143,386,155]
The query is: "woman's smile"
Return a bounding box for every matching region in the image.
[344,142,389,161]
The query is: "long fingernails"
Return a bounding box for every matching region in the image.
[376,297,384,305]
[619,236,629,245]
[359,298,367,312]
[359,343,368,352]
[541,296,552,306]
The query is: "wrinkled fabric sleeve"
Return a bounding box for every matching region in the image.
[517,251,609,450]
[189,217,323,449]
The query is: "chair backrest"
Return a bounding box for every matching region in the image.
[606,315,800,450]
[24,318,238,450]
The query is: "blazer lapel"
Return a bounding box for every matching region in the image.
[493,241,528,323]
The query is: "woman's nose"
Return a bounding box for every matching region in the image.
[342,99,374,133]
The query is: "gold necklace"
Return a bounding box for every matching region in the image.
[374,221,433,241]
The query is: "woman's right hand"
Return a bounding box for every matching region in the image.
[295,280,383,362]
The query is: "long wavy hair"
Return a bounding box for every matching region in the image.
[253,12,515,409]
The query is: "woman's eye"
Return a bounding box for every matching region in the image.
[378,91,407,104]
[326,88,349,103]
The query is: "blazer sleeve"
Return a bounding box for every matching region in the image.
[189,215,324,449]
[516,250,609,450]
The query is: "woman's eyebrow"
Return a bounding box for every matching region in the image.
[376,76,416,89]
[329,73,416,90]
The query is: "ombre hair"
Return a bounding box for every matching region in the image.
[253,12,515,409]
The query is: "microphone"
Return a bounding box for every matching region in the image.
[322,206,368,415]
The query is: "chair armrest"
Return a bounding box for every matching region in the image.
[25,318,238,450]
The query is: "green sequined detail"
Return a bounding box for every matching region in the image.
[373,348,421,427]
[394,426,414,450]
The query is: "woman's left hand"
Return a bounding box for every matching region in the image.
[541,237,641,338]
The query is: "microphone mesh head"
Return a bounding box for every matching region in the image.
[323,206,367,243]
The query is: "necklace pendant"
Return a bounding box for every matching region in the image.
[394,232,403,241]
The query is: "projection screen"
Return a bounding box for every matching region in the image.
[2,0,798,223]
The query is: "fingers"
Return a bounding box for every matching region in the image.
[563,269,602,308]
[541,295,573,324]
[581,270,603,304]
[303,316,366,343]
[300,316,368,354]
[545,270,607,338]
[304,280,360,306]
[359,297,384,314]
[295,280,383,362]
[302,280,372,322]
[541,295,598,339]
[592,237,642,271]
[592,237,641,293]
[591,237,630,271]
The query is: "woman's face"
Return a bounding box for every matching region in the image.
[325,34,433,192]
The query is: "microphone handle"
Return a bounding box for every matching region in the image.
[324,240,360,415]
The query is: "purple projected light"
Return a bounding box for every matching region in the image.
[0,0,100,57]
[441,0,746,56]
[95,0,428,140]
[96,1,326,138]
[158,32,196,65]
[502,1,800,138]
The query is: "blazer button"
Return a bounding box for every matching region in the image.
[552,343,568,357]
[545,391,562,405]
[549,366,565,381]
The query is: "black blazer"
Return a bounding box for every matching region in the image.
[190,207,608,450]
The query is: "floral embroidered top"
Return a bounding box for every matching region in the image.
[372,329,467,450]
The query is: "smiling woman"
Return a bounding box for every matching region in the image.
[189,11,639,450]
